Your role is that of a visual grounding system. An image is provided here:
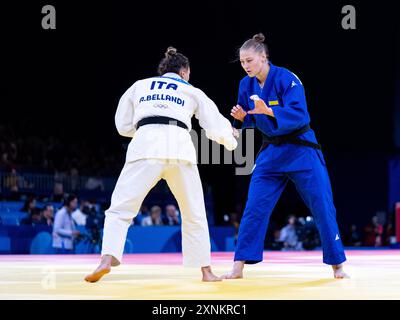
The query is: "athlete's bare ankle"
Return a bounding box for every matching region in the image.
[100,255,113,267]
[332,264,343,270]
[201,266,212,273]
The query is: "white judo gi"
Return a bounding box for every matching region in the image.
[102,72,237,267]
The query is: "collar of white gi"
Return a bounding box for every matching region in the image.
[162,72,182,80]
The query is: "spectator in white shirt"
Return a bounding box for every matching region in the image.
[72,200,90,226]
[278,215,303,251]
[52,194,81,253]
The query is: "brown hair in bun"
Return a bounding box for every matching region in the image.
[158,46,190,75]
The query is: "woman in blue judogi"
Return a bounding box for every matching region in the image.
[225,33,348,279]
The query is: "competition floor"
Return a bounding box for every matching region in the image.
[0,250,399,299]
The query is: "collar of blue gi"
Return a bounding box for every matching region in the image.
[252,62,277,98]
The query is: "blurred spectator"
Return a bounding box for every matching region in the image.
[40,204,54,226]
[278,215,303,251]
[228,212,240,231]
[73,198,102,227]
[4,168,20,193]
[52,194,81,253]
[296,216,321,250]
[54,169,67,185]
[273,229,281,244]
[232,212,241,245]
[385,218,395,246]
[70,166,80,191]
[142,205,164,226]
[344,224,362,246]
[72,199,90,226]
[83,199,104,250]
[52,182,65,202]
[133,204,149,226]
[20,195,37,214]
[1,150,13,170]
[20,207,42,226]
[85,173,105,191]
[0,125,124,177]
[3,169,33,199]
[163,204,181,226]
[223,212,240,242]
[364,215,384,247]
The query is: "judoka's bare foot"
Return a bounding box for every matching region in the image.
[84,255,112,283]
[332,264,349,279]
[201,266,222,282]
[222,261,244,279]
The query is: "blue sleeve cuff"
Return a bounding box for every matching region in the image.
[233,119,243,129]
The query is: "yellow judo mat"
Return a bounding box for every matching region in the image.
[0,251,399,299]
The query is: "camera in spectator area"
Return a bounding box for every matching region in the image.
[81,202,104,248]
[296,216,321,250]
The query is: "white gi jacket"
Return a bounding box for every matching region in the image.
[115,72,237,164]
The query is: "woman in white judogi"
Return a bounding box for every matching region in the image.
[85,47,238,282]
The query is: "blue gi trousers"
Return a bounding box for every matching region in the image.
[234,149,347,265]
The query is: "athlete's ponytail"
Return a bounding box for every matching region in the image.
[158,46,190,75]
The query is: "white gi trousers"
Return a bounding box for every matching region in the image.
[101,159,211,267]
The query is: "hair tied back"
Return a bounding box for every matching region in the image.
[252,33,265,43]
[166,46,177,57]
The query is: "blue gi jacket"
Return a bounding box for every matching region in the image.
[234,62,325,172]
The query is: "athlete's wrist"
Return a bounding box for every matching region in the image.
[265,107,274,117]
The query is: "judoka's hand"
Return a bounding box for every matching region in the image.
[231,104,247,122]
[232,127,240,139]
[248,96,275,117]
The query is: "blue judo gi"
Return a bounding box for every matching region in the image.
[233,62,346,265]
